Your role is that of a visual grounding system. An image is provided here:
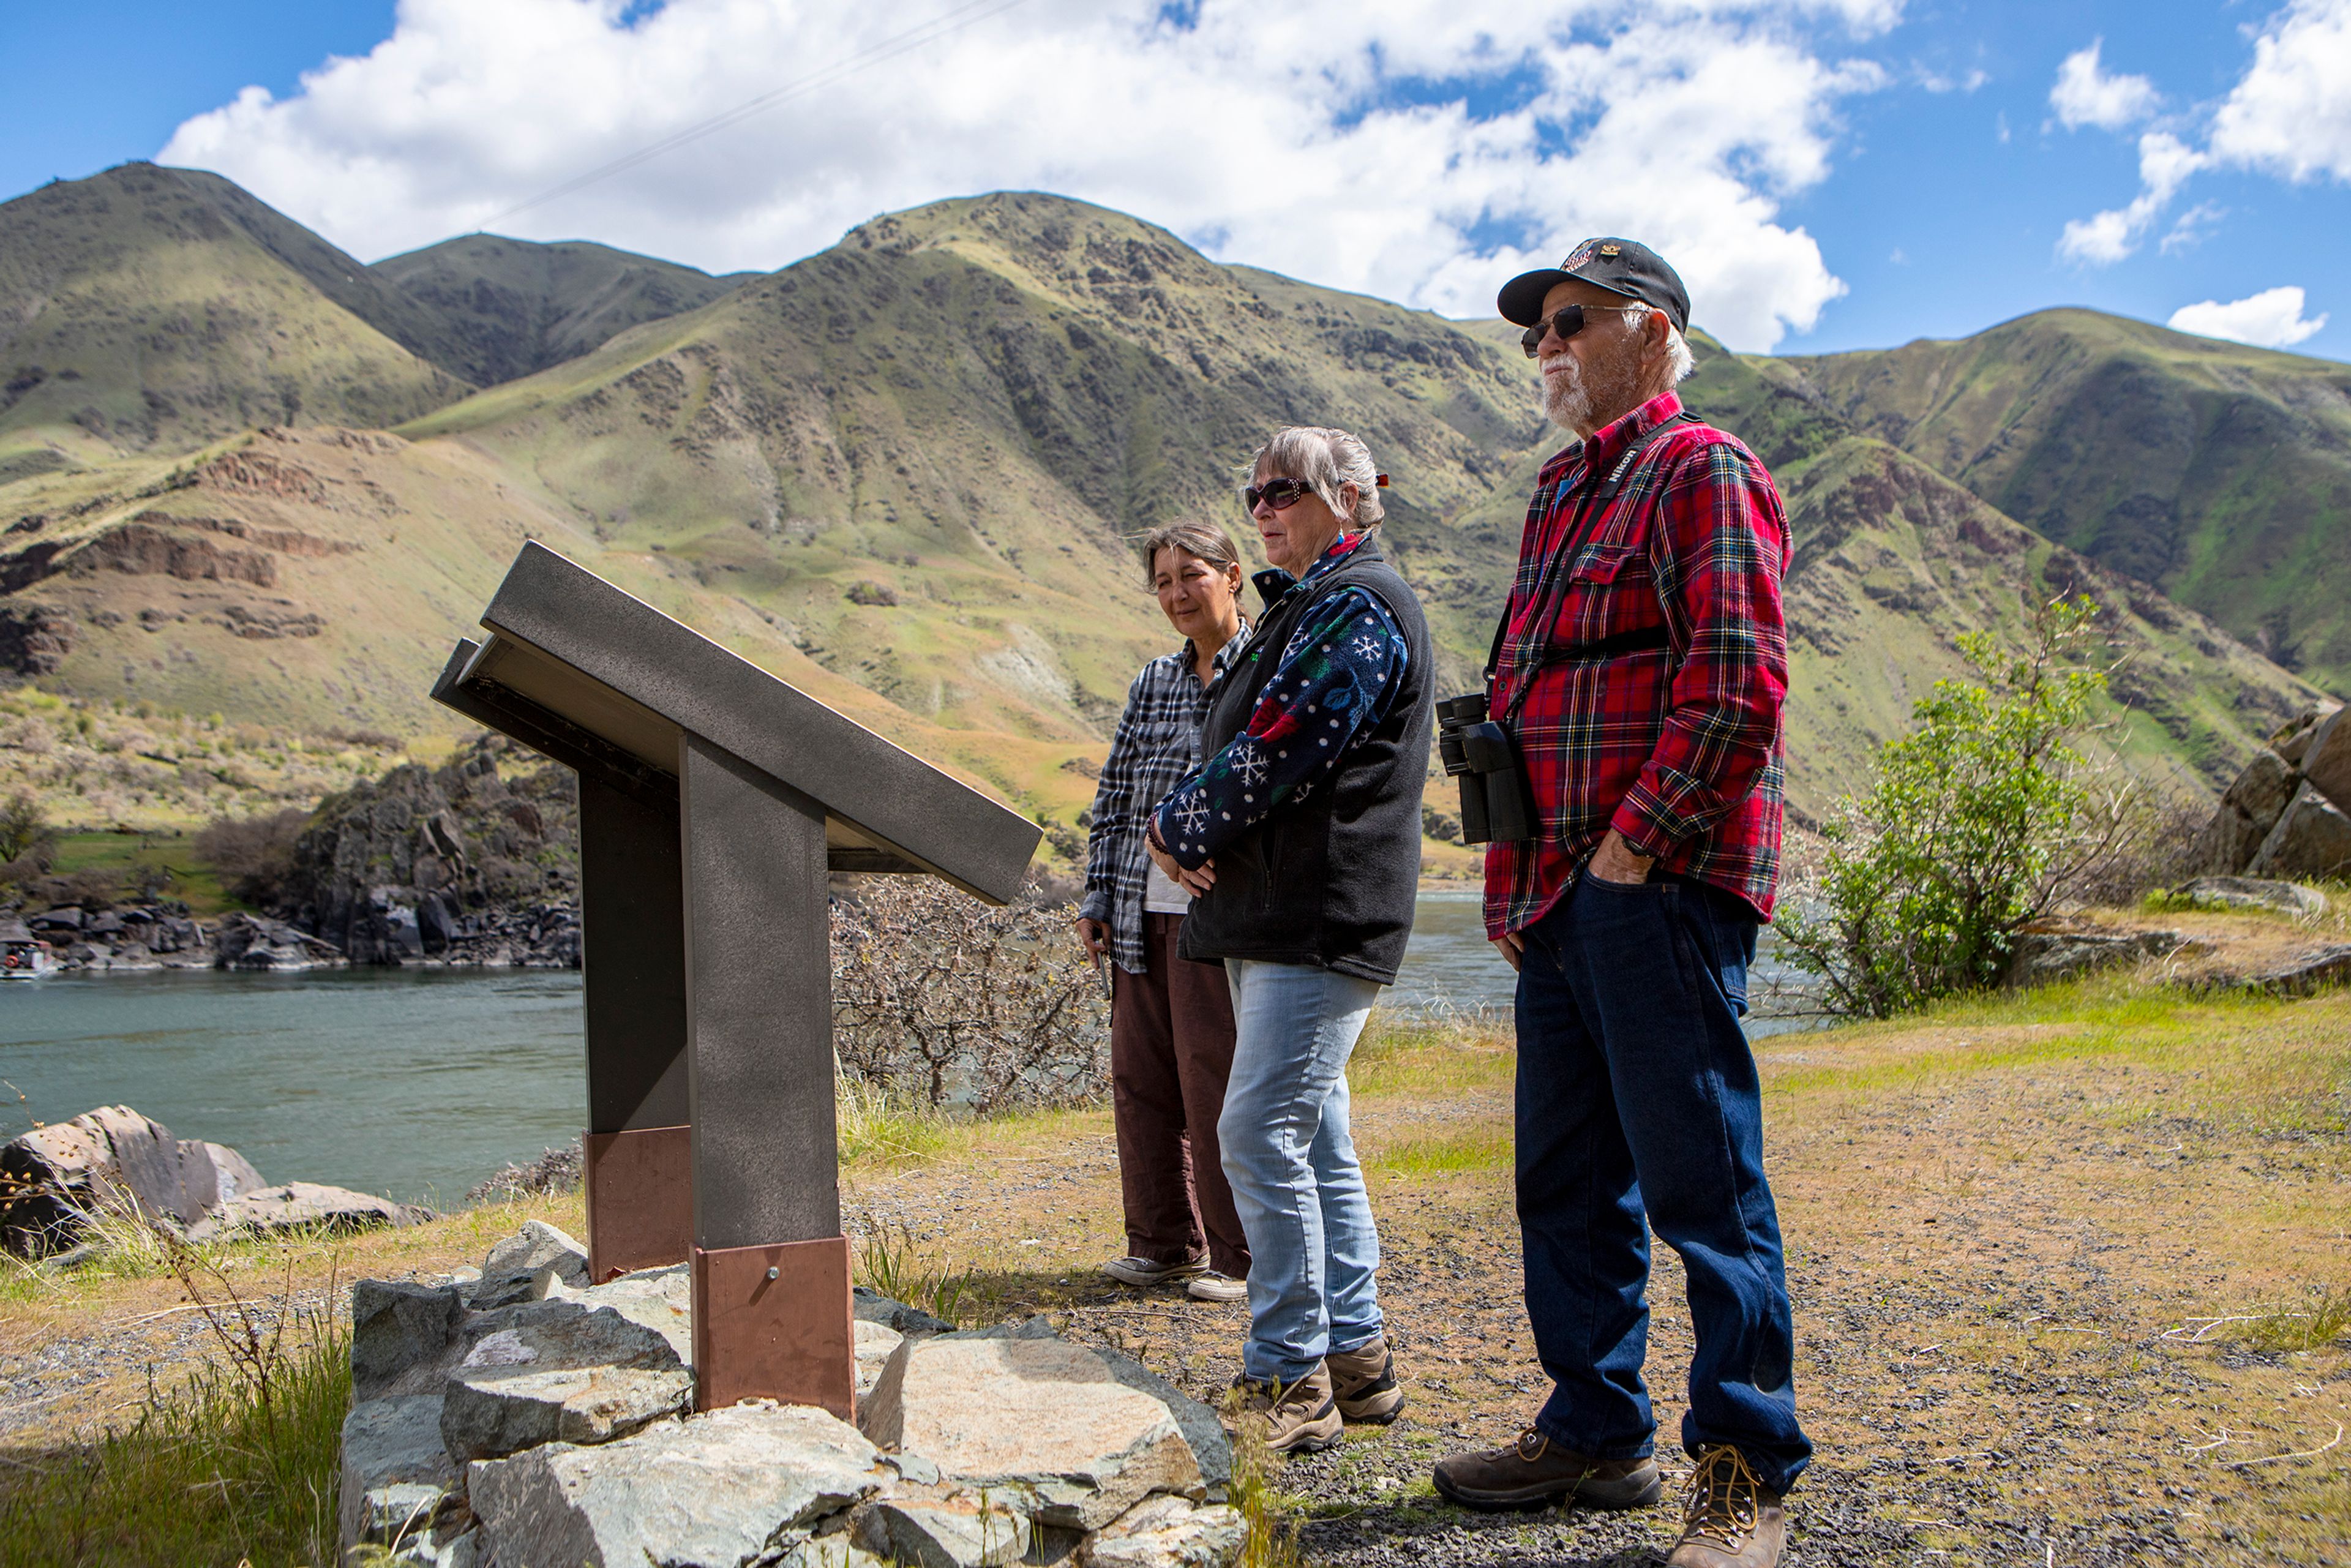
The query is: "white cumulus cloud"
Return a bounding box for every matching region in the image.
[2049,39,2158,130]
[156,0,1897,350]
[2056,0,2351,266]
[2209,0,2351,182]
[2057,130,2205,264]
[2169,285,2328,347]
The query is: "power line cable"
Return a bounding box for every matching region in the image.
[486,0,1035,225]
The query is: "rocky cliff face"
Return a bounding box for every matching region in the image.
[286,734,580,966]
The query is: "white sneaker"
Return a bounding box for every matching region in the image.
[1187,1270,1248,1303]
[1101,1255,1207,1287]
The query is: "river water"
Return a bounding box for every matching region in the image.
[0,892,1813,1204]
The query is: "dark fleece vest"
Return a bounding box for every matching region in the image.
[1177,534,1434,984]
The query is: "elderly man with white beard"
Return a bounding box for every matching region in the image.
[1429,241,1809,1568]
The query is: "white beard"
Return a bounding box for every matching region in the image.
[1543,340,1647,435]
[1542,356,1591,430]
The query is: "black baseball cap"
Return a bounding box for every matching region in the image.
[1498,238,1690,334]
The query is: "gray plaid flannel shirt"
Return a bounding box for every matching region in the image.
[1079,628,1250,974]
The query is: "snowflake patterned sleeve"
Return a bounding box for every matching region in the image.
[1151,587,1408,869]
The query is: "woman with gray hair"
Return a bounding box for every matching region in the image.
[1078,520,1254,1304]
[1147,426,1436,1454]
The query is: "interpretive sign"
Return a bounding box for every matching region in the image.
[432,542,1040,1416]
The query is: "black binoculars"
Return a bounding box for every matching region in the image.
[1436,693,1535,844]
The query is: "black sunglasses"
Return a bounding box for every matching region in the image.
[1242,473,1392,512]
[1520,304,1599,357]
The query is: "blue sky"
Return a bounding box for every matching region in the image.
[2,0,2345,362]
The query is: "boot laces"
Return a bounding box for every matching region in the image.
[1681,1444,1762,1547]
[1513,1428,1550,1463]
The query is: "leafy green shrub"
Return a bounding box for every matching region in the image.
[1778,600,2123,1018]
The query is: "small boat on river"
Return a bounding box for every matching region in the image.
[1,917,58,980]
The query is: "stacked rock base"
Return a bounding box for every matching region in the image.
[343,1224,1242,1568]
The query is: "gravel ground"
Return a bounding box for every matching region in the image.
[849,1000,2351,1567]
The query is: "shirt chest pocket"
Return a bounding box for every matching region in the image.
[1134,718,1201,772]
[1554,543,1660,642]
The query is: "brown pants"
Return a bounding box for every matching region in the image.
[1111,912,1250,1277]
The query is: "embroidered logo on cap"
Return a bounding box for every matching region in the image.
[1562,242,1599,271]
[1599,243,1623,258]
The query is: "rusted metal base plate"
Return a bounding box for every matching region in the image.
[691,1234,855,1418]
[582,1125,694,1283]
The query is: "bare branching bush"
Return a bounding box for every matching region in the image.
[467,1138,584,1203]
[193,805,312,907]
[2062,786,2214,909]
[830,873,1108,1113]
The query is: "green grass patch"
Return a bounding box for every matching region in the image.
[836,1081,955,1168]
[1371,1124,1513,1177]
[2229,1283,2351,1354]
[46,830,241,917]
[0,1308,347,1567]
[1351,1011,1514,1098]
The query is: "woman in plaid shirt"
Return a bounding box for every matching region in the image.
[1077,521,1254,1304]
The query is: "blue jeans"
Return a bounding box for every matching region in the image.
[1218,959,1385,1382]
[1514,872,1812,1495]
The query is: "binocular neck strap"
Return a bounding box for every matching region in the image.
[1483,411,1700,704]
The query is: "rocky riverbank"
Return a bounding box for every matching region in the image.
[341,1221,1240,1568]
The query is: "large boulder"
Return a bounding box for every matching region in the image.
[2169,877,2328,919]
[2006,929,2190,987]
[0,1106,267,1255]
[352,1278,467,1400]
[1082,1496,1247,1568]
[468,1219,590,1309]
[465,1402,887,1568]
[339,1394,463,1553]
[192,1180,432,1241]
[861,1496,1032,1568]
[2301,707,2351,813]
[861,1334,1203,1531]
[212,912,343,970]
[2197,748,2300,873]
[2248,784,2351,880]
[439,1299,694,1462]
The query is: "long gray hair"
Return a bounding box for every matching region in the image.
[1242,427,1387,528]
[1136,520,1242,588]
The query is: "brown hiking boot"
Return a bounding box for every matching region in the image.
[1225,1367,1343,1455]
[1431,1428,1662,1512]
[1326,1335,1403,1424]
[1665,1445,1785,1567]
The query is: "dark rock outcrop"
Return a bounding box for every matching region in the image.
[285,733,581,967]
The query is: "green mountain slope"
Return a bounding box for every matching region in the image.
[371,234,752,388]
[1779,310,2351,693]
[0,179,2325,837]
[0,164,471,462]
[399,192,1547,727]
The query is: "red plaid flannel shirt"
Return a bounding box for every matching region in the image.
[1483,391,1791,937]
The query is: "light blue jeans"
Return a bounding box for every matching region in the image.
[1217,959,1385,1382]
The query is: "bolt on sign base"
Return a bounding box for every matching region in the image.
[583,1125,694,1283]
[691,1235,857,1419]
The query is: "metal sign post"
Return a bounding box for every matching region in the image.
[433,543,1039,1417]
